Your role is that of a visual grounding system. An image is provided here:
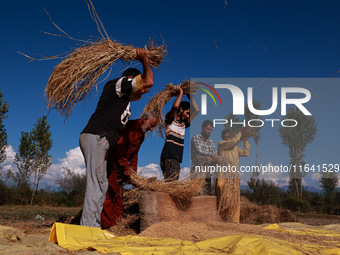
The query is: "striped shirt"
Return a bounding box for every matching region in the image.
[160,113,189,163]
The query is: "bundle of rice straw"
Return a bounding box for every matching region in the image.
[142,80,199,137]
[215,157,239,221]
[45,39,167,117]
[123,187,141,210]
[241,126,256,140]
[130,171,204,199]
[217,176,240,221]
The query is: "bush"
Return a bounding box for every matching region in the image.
[282,196,311,213]
[55,167,86,206]
[245,178,285,206]
[0,180,10,205]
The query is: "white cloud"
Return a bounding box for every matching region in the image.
[0,145,16,171]
[137,164,191,180]
[308,172,340,189]
[179,167,191,179]
[44,147,85,187]
[0,145,86,188]
[1,145,194,188]
[311,173,321,180]
[253,162,290,187]
[137,163,163,179]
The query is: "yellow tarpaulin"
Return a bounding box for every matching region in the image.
[49,222,340,254]
[264,223,340,237]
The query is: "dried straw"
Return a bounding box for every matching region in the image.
[45,39,167,117]
[215,157,239,221]
[21,0,167,117]
[123,187,141,210]
[215,126,254,220]
[142,80,199,137]
[130,171,204,199]
[241,126,256,140]
[108,214,139,236]
[240,197,298,224]
[217,176,240,221]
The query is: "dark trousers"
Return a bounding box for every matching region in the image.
[101,148,123,228]
[160,158,180,181]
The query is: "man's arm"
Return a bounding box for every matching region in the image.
[218,131,242,151]
[238,139,250,157]
[129,151,139,173]
[186,92,199,124]
[209,140,219,161]
[167,85,184,119]
[136,48,154,94]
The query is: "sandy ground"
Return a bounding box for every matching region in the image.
[0,206,339,254]
[140,220,340,246]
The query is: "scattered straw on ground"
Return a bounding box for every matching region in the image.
[139,220,340,248]
[108,214,139,236]
[240,196,298,224]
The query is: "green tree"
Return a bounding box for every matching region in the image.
[245,178,284,206]
[13,132,34,190]
[320,170,338,214]
[30,116,53,205]
[56,167,86,206]
[0,89,9,168]
[279,108,317,198]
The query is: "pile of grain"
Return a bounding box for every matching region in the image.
[139,220,339,248]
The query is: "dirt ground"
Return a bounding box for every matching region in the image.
[0,205,339,254]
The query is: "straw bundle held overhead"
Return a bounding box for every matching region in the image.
[130,171,204,199]
[45,39,167,118]
[142,80,199,137]
[241,126,256,140]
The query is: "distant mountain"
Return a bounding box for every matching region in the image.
[305,186,322,193]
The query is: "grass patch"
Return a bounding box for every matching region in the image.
[0,205,81,221]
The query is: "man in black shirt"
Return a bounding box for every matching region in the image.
[80,48,154,227]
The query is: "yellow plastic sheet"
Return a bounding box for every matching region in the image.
[49,222,340,254]
[264,223,340,238]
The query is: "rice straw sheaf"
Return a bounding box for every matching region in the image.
[215,157,239,221]
[45,39,167,118]
[217,176,239,221]
[130,170,204,199]
[241,126,256,140]
[123,187,141,209]
[142,80,199,137]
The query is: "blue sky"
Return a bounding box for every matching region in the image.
[1,0,339,189]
